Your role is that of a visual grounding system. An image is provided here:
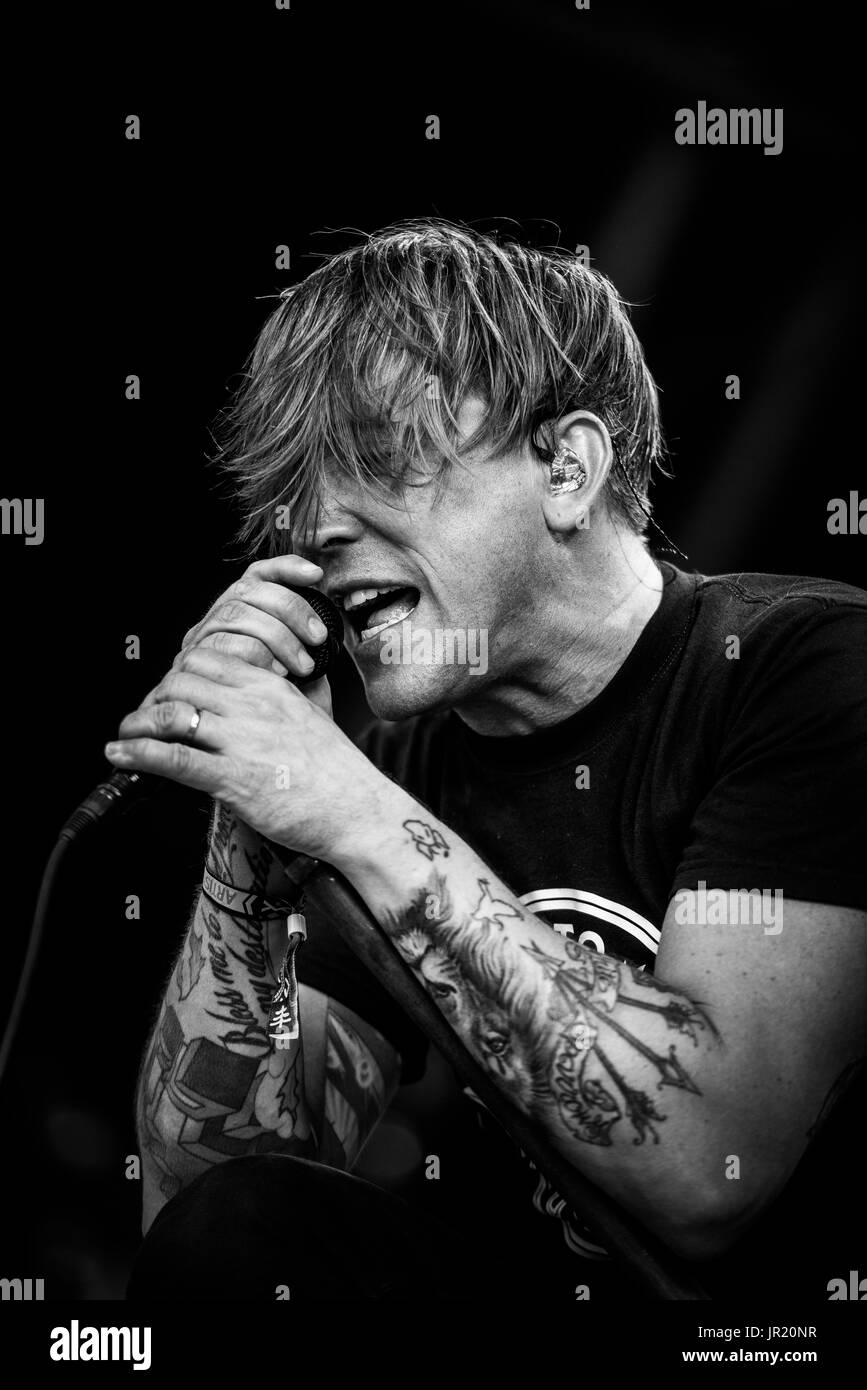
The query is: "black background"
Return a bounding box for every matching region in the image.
[1,0,862,1297]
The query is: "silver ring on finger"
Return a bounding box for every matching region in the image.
[187,708,203,742]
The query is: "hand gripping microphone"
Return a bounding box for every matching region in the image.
[0,588,342,1092]
[59,586,344,843]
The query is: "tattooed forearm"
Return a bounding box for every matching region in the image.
[379,857,721,1154]
[136,895,315,1205]
[137,805,397,1218]
[136,807,317,1208]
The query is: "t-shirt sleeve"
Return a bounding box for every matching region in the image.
[293,719,430,1085]
[670,601,867,911]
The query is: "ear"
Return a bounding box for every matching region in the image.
[539,411,613,536]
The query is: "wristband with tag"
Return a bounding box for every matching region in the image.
[201,867,296,920]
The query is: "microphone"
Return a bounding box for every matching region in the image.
[60,586,344,842]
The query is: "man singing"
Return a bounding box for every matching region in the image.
[114,220,866,1300]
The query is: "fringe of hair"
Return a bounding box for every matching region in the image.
[214,218,668,554]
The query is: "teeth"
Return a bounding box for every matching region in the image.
[344,588,379,612]
[343,585,402,613]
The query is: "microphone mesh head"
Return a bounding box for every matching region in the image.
[291,586,344,684]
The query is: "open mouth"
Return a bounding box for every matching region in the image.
[340,584,421,642]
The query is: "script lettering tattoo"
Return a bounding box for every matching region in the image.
[199,898,274,1011]
[218,916,276,1015]
[207,941,234,988]
[207,805,242,882]
[380,873,721,1150]
[208,802,282,893]
[207,986,271,1049]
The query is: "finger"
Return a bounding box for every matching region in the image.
[244,555,323,586]
[183,559,324,651]
[233,578,332,646]
[118,700,222,749]
[188,632,276,671]
[151,666,243,711]
[104,737,225,794]
[171,645,290,694]
[185,601,320,677]
[193,631,290,679]
[233,578,331,647]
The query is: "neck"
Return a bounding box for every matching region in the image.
[455,527,665,737]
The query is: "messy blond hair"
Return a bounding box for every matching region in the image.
[217,218,666,552]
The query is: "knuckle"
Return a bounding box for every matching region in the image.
[181,647,212,673]
[169,742,192,773]
[232,575,251,599]
[235,634,272,666]
[154,700,178,729]
[198,630,271,666]
[248,640,274,667]
[218,599,246,624]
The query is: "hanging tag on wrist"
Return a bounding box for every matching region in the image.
[268,912,307,1051]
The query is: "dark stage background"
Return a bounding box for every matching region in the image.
[1,0,862,1297]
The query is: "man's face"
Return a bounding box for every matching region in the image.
[306,397,553,720]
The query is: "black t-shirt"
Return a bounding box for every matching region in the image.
[296,563,867,1298]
